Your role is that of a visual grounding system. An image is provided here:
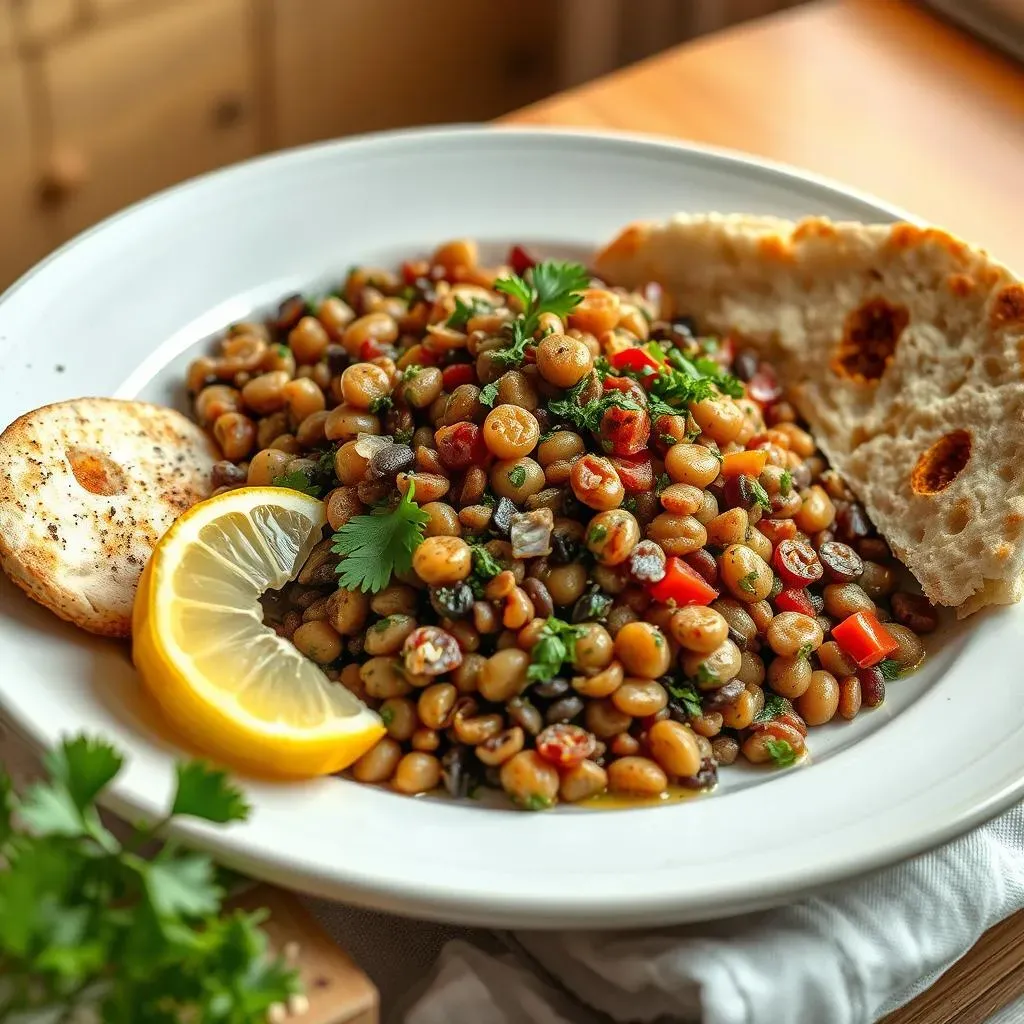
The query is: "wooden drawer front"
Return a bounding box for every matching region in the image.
[43,0,258,238]
[0,64,57,289]
[271,0,557,147]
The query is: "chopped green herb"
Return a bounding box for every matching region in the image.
[527,617,588,682]
[369,395,393,414]
[549,388,642,435]
[379,705,395,727]
[519,793,555,811]
[749,478,773,512]
[0,736,298,1022]
[393,427,414,446]
[479,381,500,407]
[796,643,814,660]
[468,543,503,597]
[491,261,590,367]
[272,470,322,497]
[878,659,905,681]
[764,738,798,768]
[622,495,638,513]
[752,693,793,724]
[653,632,664,648]
[275,343,291,359]
[331,479,430,594]
[659,433,680,447]
[538,429,557,444]
[668,682,703,718]
[592,355,612,380]
[779,469,793,496]
[737,570,759,594]
[507,466,527,488]
[656,472,672,495]
[587,524,608,545]
[372,616,397,632]
[446,295,492,331]
[401,364,423,382]
[696,663,718,685]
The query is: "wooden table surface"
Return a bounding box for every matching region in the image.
[508,0,1024,272]
[506,2,1024,1022]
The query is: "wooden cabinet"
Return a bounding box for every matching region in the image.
[270,0,558,146]
[0,64,58,288]
[41,0,259,238]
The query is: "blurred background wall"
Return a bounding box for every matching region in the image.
[0,0,807,289]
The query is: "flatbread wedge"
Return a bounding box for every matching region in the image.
[596,213,1024,616]
[0,398,218,637]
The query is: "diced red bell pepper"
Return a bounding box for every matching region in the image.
[434,422,488,471]
[360,338,396,362]
[442,363,476,391]
[610,454,654,493]
[649,556,719,606]
[599,404,651,457]
[401,259,430,286]
[832,611,899,668]
[609,347,662,378]
[774,586,816,616]
[508,244,537,277]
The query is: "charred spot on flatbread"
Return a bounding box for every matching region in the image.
[911,430,971,496]
[67,446,129,496]
[831,298,909,383]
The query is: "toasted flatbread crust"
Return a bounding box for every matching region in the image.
[596,214,1024,616]
[0,398,218,636]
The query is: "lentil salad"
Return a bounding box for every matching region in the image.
[185,239,934,809]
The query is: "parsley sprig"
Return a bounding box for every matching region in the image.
[491,261,590,368]
[446,296,493,331]
[272,470,322,497]
[0,736,298,1022]
[331,479,430,593]
[548,374,643,434]
[527,617,587,682]
[764,738,799,768]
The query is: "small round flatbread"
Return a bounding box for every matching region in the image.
[0,398,219,637]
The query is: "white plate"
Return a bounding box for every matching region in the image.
[1,126,1021,929]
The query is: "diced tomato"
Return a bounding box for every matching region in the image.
[599,404,651,457]
[721,449,769,479]
[535,724,596,768]
[772,538,824,587]
[757,517,798,546]
[832,611,899,668]
[508,244,538,277]
[360,338,396,362]
[610,454,654,493]
[442,363,476,391]
[649,556,719,606]
[434,422,488,471]
[609,347,662,378]
[402,259,430,286]
[774,586,816,616]
[746,364,783,405]
[602,376,647,404]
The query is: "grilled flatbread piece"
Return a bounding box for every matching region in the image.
[596,213,1024,616]
[0,398,218,636]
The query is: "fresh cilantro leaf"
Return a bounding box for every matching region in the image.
[19,781,93,840]
[780,469,793,496]
[401,364,423,382]
[46,735,123,813]
[471,544,503,579]
[272,470,321,497]
[753,693,793,724]
[656,472,672,495]
[394,427,414,446]
[549,390,642,436]
[737,570,759,594]
[667,683,703,718]
[507,466,527,488]
[527,617,587,682]
[172,761,250,824]
[494,272,532,310]
[479,381,499,407]
[145,852,222,920]
[659,432,679,447]
[879,659,905,681]
[592,355,612,380]
[446,295,492,330]
[369,395,393,414]
[764,738,799,768]
[491,261,589,366]
[518,793,555,811]
[796,643,814,660]
[587,524,608,544]
[622,495,637,513]
[379,705,395,727]
[331,479,430,593]
[749,478,772,511]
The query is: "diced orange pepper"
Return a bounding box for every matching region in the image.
[721,450,769,479]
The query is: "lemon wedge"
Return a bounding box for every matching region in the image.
[132,486,384,777]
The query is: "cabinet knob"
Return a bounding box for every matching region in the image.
[39,149,88,205]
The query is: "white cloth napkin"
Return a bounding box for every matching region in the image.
[307,803,1024,1024]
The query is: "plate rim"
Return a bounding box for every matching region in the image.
[4,124,1018,930]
